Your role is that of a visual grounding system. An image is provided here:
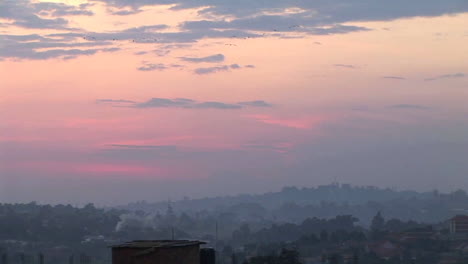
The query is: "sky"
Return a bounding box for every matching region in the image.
[1,0,468,205]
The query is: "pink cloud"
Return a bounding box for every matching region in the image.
[248,114,324,129]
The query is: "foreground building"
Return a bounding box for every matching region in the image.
[449,215,468,235]
[111,240,212,264]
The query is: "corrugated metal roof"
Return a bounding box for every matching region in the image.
[111,240,206,249]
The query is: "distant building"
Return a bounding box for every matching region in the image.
[367,241,402,260]
[398,226,435,242]
[449,215,468,234]
[111,240,208,264]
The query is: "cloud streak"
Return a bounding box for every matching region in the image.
[388,104,431,110]
[334,64,357,69]
[135,98,242,109]
[137,61,183,71]
[383,76,406,80]
[424,73,465,81]
[194,64,252,75]
[0,34,120,60]
[98,97,273,110]
[96,99,137,104]
[238,101,273,107]
[179,54,225,63]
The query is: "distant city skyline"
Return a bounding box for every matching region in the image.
[1,0,468,205]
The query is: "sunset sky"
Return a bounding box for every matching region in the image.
[1,0,468,205]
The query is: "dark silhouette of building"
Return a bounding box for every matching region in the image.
[200,248,215,264]
[111,240,207,264]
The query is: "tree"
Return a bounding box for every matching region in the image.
[320,230,329,242]
[278,248,301,264]
[371,211,385,231]
[370,211,385,241]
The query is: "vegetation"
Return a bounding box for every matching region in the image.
[1,185,467,264]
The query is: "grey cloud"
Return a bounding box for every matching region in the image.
[1,34,48,42]
[112,10,139,15]
[100,97,272,110]
[109,9,143,15]
[334,64,357,69]
[389,104,431,110]
[0,0,86,30]
[135,98,193,108]
[0,49,101,60]
[137,61,183,71]
[383,76,406,80]
[160,44,192,49]
[5,0,464,62]
[194,64,251,75]
[2,35,112,49]
[191,102,242,109]
[137,63,168,71]
[134,51,148,55]
[1,21,260,60]
[238,100,273,107]
[102,47,121,52]
[307,25,369,35]
[120,24,169,33]
[80,26,254,44]
[0,34,118,60]
[135,98,241,109]
[194,65,229,75]
[179,54,224,63]
[182,15,369,36]
[107,145,177,151]
[13,15,69,29]
[153,44,192,57]
[46,24,168,43]
[424,73,465,81]
[33,2,94,16]
[154,49,171,56]
[90,0,468,28]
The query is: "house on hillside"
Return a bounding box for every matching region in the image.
[397,226,436,242]
[367,240,402,260]
[449,215,468,235]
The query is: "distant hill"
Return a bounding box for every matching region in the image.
[114,184,468,225]
[116,184,432,213]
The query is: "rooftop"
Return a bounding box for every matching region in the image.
[111,240,206,249]
[451,215,468,221]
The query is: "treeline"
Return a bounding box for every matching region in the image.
[229,214,428,246]
[218,213,434,264]
[0,201,441,264]
[0,203,121,243]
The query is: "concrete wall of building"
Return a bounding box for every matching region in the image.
[112,248,138,264]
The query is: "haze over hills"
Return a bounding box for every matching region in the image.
[117,184,430,210]
[1,184,467,264]
[115,184,467,225]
